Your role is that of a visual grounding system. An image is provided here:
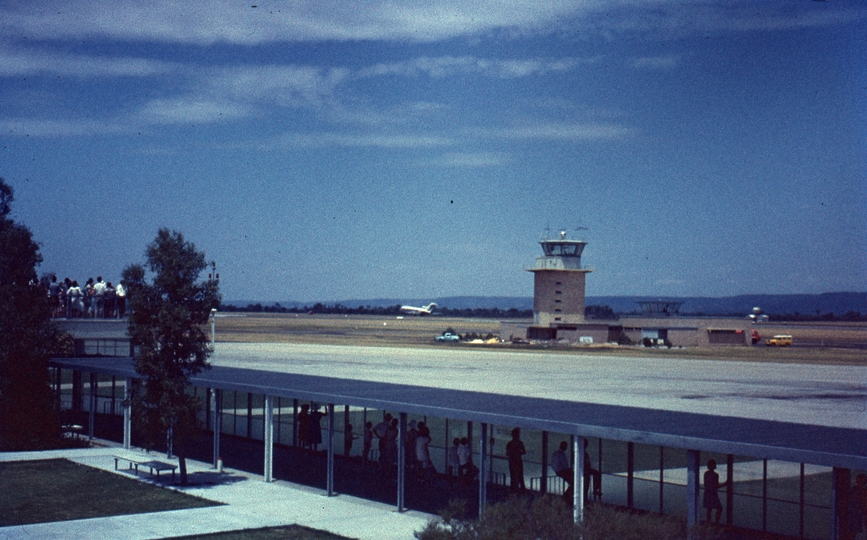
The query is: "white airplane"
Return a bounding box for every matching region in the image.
[399,303,437,316]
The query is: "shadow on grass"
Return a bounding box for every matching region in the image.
[0,458,221,527]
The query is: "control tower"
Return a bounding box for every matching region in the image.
[528,229,592,326]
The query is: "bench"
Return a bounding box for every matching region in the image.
[113,456,178,481]
[61,424,84,439]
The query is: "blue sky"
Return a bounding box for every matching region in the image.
[2,1,865,303]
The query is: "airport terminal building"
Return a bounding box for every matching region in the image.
[51,320,867,540]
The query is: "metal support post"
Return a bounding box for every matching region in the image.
[213,389,222,468]
[398,412,407,512]
[627,442,634,508]
[88,372,96,441]
[799,463,805,538]
[479,423,488,516]
[123,377,132,449]
[686,450,700,536]
[659,446,665,514]
[762,459,768,531]
[726,454,734,525]
[573,435,585,523]
[264,394,274,482]
[327,403,335,496]
[541,431,549,494]
[831,467,850,540]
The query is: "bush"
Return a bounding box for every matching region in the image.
[415,497,697,540]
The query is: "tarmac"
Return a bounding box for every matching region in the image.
[0,441,434,540]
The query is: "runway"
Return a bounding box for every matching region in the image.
[209,342,867,431]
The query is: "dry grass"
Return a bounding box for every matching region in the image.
[213,313,867,366]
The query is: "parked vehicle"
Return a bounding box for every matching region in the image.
[435,332,460,342]
[766,334,793,347]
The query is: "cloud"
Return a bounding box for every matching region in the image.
[1,1,584,45]
[7,1,860,47]
[361,56,590,79]
[279,132,454,149]
[419,151,510,168]
[468,122,634,141]
[0,47,173,78]
[0,118,130,137]
[138,98,253,125]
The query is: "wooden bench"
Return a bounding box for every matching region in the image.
[113,456,178,481]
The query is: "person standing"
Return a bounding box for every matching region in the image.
[297,404,310,450]
[93,276,107,318]
[344,423,358,457]
[362,421,373,466]
[115,281,126,318]
[583,439,602,500]
[551,441,574,504]
[506,427,526,491]
[703,459,729,523]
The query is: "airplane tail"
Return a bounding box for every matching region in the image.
[425,303,437,311]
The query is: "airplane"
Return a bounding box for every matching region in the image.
[399,303,437,316]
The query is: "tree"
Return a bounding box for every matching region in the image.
[0,178,62,450]
[123,228,220,483]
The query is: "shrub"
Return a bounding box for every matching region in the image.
[415,498,703,540]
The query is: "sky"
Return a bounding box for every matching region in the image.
[1,1,865,303]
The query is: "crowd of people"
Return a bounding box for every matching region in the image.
[47,275,126,319]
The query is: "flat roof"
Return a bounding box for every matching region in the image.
[52,356,867,470]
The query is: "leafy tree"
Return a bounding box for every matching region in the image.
[123,228,220,483]
[0,178,62,450]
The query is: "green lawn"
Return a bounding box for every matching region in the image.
[0,458,219,526]
[0,459,352,539]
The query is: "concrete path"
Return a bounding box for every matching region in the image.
[0,443,433,540]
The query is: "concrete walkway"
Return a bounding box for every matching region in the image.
[0,442,433,540]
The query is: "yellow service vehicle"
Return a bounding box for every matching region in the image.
[765,334,793,347]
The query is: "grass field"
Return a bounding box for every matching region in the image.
[214,313,867,365]
[0,459,219,527]
[0,459,349,540]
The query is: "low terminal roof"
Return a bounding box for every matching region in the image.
[51,356,867,471]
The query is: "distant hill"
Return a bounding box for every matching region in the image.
[224,292,866,316]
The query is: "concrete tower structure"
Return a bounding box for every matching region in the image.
[528,230,592,326]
